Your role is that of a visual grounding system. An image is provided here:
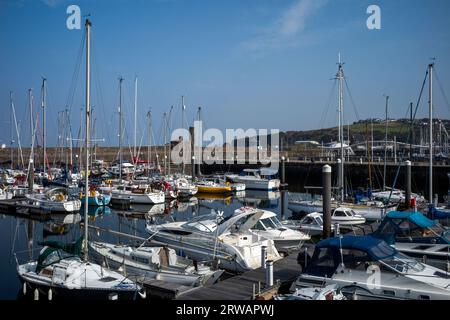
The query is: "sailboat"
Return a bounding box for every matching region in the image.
[288,56,397,221]
[16,19,142,300]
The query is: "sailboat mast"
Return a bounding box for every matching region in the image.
[119,77,124,181]
[9,91,14,169]
[428,63,433,204]
[163,112,167,174]
[383,95,389,191]
[41,78,47,175]
[147,109,152,177]
[182,96,185,175]
[337,54,344,201]
[84,18,91,260]
[169,106,173,176]
[134,76,138,163]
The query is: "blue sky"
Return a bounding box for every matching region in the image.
[1,0,450,148]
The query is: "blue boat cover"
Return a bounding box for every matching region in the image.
[317,235,396,260]
[385,211,437,228]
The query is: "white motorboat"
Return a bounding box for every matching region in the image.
[24,188,81,213]
[235,207,310,250]
[331,207,366,226]
[288,195,392,221]
[111,184,165,204]
[372,189,426,204]
[226,169,280,190]
[281,212,334,237]
[174,178,198,197]
[146,210,281,272]
[89,242,224,287]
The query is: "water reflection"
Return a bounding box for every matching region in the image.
[0,190,292,299]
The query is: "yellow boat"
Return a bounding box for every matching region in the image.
[196,181,232,194]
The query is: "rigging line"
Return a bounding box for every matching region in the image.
[344,77,361,121]
[318,80,337,131]
[66,31,85,117]
[413,68,429,121]
[434,68,450,113]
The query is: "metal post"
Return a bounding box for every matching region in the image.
[334,223,340,236]
[428,63,433,205]
[191,156,196,179]
[261,245,267,268]
[405,160,411,207]
[265,260,273,287]
[322,165,332,239]
[280,156,285,184]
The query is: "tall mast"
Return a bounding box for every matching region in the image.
[119,77,124,181]
[168,105,173,176]
[134,76,138,163]
[182,96,185,175]
[410,102,413,158]
[383,95,389,191]
[28,88,35,173]
[41,78,47,175]
[10,92,24,169]
[84,18,91,260]
[10,92,14,169]
[336,54,344,201]
[147,109,152,177]
[428,63,433,204]
[163,112,167,174]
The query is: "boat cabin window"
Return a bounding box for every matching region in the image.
[253,220,267,231]
[315,216,323,225]
[306,248,336,277]
[302,217,313,225]
[340,249,371,270]
[333,210,346,217]
[261,217,282,229]
[131,255,149,264]
[161,229,192,236]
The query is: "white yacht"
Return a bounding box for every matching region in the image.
[331,207,366,226]
[288,195,395,221]
[281,212,334,237]
[16,239,142,300]
[146,210,281,272]
[24,188,81,213]
[89,242,224,287]
[174,178,198,197]
[111,184,165,204]
[235,207,310,250]
[293,235,450,300]
[226,169,280,191]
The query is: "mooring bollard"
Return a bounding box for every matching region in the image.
[109,293,118,301]
[405,161,411,207]
[261,246,267,268]
[34,288,39,301]
[334,223,340,236]
[265,260,274,287]
[48,288,52,301]
[322,165,332,239]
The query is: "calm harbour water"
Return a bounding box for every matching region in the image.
[0,190,297,300]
